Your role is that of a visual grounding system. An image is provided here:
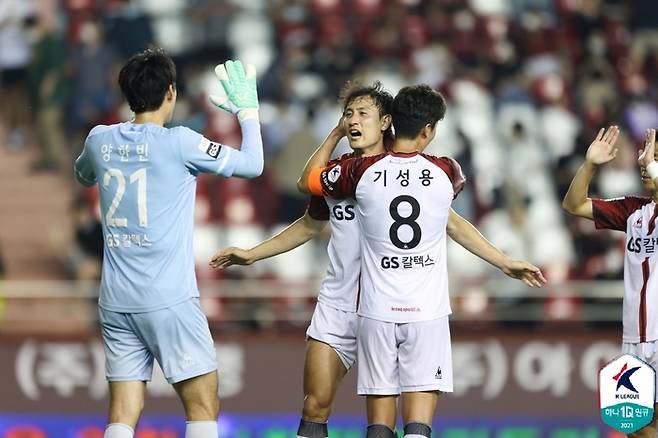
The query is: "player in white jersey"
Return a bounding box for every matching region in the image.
[74,49,263,438]
[563,126,658,438]
[300,85,546,438]
[210,81,394,438]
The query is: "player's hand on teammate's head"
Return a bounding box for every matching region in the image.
[209,60,259,123]
[585,125,620,166]
[637,128,656,168]
[501,258,547,288]
[209,247,253,269]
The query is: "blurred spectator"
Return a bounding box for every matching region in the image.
[104,1,155,58]
[0,244,5,321]
[271,122,320,223]
[0,0,35,150]
[628,0,658,73]
[68,17,119,148]
[2,0,656,289]
[67,192,103,280]
[27,5,69,172]
[0,243,5,279]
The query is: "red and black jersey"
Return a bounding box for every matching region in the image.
[593,196,658,343]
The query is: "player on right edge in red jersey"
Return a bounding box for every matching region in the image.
[563,126,658,438]
[299,84,546,438]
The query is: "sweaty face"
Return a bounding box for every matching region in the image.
[342,96,386,153]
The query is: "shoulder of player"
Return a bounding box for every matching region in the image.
[167,126,214,153]
[624,196,654,213]
[346,151,388,166]
[418,153,459,167]
[327,151,377,166]
[624,196,652,204]
[599,196,653,209]
[166,125,202,141]
[86,123,120,139]
[326,152,388,175]
[332,152,357,164]
[320,153,388,192]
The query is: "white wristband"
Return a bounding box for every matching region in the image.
[237,108,259,123]
[647,161,658,181]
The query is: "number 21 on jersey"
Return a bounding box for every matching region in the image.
[103,168,148,228]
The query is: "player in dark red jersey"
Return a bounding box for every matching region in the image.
[211,82,393,438]
[563,127,658,438]
[300,84,546,438]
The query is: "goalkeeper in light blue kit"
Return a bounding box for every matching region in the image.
[74,48,263,438]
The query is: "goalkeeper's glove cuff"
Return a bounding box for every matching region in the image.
[237,108,259,123]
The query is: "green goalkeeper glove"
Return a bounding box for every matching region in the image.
[209,60,259,123]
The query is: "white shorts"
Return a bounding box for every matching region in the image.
[99,298,217,384]
[306,301,358,370]
[357,315,453,395]
[622,340,658,397]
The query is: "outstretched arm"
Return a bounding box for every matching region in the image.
[209,211,327,268]
[226,119,264,178]
[297,122,345,194]
[447,209,547,287]
[209,60,263,178]
[562,126,620,219]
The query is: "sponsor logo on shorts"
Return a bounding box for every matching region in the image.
[435,366,442,380]
[390,306,421,312]
[182,353,195,368]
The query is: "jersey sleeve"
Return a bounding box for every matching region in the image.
[307,195,330,220]
[177,127,235,177]
[308,158,360,199]
[424,155,466,198]
[592,197,650,232]
[74,138,97,187]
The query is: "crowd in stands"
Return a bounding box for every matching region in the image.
[1,0,657,290]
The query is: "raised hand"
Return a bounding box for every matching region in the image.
[334,115,347,137]
[585,125,620,165]
[638,128,656,168]
[209,60,259,122]
[209,247,253,269]
[501,258,547,288]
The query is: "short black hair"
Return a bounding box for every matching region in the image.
[118,48,176,113]
[392,84,447,139]
[339,80,394,146]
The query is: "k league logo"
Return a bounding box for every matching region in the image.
[328,165,341,183]
[599,354,656,433]
[613,363,640,394]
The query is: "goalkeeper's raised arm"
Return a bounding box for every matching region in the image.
[208,59,263,178]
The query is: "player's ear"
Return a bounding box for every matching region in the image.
[166,84,176,101]
[380,114,392,132]
[420,123,434,139]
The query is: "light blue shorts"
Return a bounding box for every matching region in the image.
[99,298,217,384]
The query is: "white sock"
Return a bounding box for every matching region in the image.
[104,423,134,438]
[185,420,218,438]
[405,435,427,438]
